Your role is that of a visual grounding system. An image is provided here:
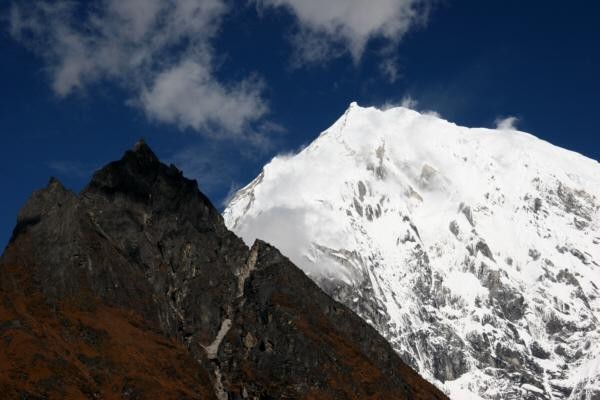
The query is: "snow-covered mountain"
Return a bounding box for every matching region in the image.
[223,103,600,400]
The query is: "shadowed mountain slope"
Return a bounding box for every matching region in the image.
[0,140,447,400]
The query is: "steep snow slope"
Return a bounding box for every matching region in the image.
[224,103,600,399]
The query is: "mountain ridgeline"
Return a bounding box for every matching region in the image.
[0,140,447,399]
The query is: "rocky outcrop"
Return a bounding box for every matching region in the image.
[0,140,447,399]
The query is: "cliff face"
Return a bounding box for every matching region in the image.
[0,141,447,400]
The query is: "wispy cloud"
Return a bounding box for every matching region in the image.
[9,0,269,140]
[166,137,272,206]
[495,116,519,130]
[400,95,418,109]
[378,95,419,111]
[379,58,402,83]
[255,0,432,72]
[222,181,243,208]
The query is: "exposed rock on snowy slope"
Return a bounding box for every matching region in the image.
[224,103,600,400]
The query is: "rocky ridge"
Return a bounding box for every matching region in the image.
[0,140,447,399]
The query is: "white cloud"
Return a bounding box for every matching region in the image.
[378,95,443,117]
[400,95,418,109]
[256,0,431,64]
[378,95,417,111]
[379,58,402,83]
[495,116,519,131]
[140,60,267,134]
[423,110,441,118]
[9,0,268,138]
[222,182,243,208]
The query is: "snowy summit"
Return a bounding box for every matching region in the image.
[225,103,600,399]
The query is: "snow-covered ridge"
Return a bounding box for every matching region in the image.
[224,102,600,399]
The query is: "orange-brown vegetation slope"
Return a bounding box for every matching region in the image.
[0,240,216,400]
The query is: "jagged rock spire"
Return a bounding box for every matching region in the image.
[130,138,159,163]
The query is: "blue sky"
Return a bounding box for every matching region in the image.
[1,0,599,249]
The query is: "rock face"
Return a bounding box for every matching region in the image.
[224,103,600,399]
[0,140,447,400]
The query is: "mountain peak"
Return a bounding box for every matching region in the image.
[84,139,166,202]
[132,137,147,150]
[128,137,159,164]
[9,176,76,245]
[47,176,63,187]
[224,106,600,399]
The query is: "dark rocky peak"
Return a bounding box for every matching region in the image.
[1,142,448,400]
[83,140,222,232]
[131,138,159,162]
[7,140,222,249]
[85,140,212,208]
[9,177,76,244]
[19,177,74,219]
